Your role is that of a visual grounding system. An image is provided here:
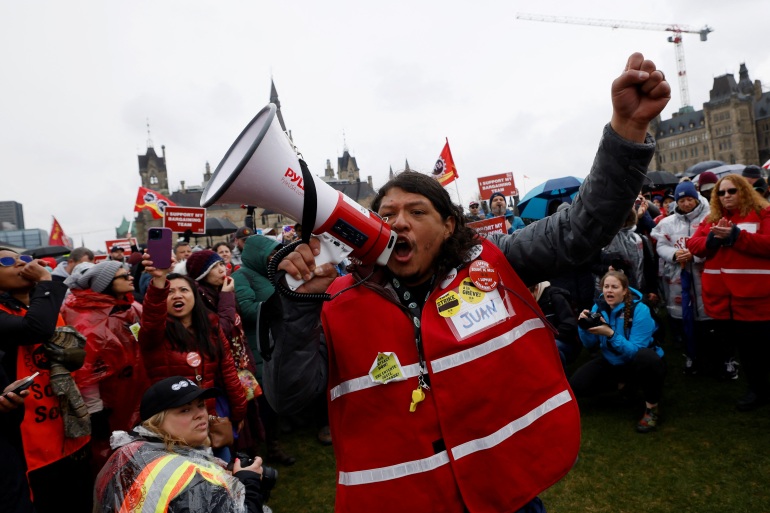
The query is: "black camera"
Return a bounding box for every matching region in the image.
[235,452,278,502]
[578,312,606,330]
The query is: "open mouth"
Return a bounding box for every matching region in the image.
[393,238,413,262]
[172,301,185,312]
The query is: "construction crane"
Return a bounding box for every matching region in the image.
[516,13,713,112]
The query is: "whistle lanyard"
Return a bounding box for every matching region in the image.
[391,275,436,392]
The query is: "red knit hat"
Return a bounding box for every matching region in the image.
[183,250,223,281]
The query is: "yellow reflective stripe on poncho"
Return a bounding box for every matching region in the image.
[119,453,233,513]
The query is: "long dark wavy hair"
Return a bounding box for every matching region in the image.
[165,273,221,360]
[600,270,634,335]
[372,171,481,278]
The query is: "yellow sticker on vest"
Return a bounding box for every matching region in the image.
[369,352,406,384]
[436,291,462,317]
[129,323,141,341]
[459,279,485,304]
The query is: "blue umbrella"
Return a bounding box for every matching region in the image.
[517,176,584,220]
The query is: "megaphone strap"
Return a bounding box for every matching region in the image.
[298,159,317,244]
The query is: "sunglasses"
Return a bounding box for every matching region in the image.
[717,188,739,197]
[470,204,479,208]
[0,255,34,267]
[111,273,132,282]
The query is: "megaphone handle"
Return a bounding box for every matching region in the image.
[285,234,353,291]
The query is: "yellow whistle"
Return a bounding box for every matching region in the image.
[409,387,425,412]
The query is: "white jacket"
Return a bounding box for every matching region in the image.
[650,200,710,320]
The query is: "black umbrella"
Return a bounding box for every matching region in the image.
[22,245,72,258]
[205,217,238,236]
[644,170,679,191]
[684,160,725,178]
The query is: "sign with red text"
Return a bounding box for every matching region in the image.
[477,173,518,201]
[104,238,138,253]
[467,216,506,237]
[163,206,207,235]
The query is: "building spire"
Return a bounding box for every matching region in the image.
[404,159,411,172]
[146,118,154,149]
[342,130,348,153]
[270,77,289,135]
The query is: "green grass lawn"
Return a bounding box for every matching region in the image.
[266,343,770,513]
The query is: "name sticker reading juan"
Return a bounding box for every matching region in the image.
[369,352,406,384]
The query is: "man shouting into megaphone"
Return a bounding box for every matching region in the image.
[260,52,670,513]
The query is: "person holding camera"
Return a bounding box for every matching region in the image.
[94,376,267,513]
[569,271,666,433]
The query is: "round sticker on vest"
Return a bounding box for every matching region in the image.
[464,244,483,263]
[369,352,406,384]
[436,290,462,317]
[459,278,485,304]
[186,352,202,367]
[439,268,458,289]
[469,260,499,292]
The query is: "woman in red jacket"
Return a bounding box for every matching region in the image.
[60,260,149,472]
[688,174,770,411]
[139,251,247,458]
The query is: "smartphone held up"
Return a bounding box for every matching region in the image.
[147,228,173,269]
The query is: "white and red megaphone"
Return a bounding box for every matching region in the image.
[201,104,396,289]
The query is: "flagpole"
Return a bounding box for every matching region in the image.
[453,179,463,209]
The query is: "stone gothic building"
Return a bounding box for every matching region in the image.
[651,63,770,174]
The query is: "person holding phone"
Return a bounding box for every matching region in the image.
[139,249,247,459]
[94,376,266,513]
[0,247,92,512]
[1,373,35,513]
[60,260,150,473]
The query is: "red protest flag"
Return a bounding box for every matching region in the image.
[48,217,69,246]
[134,186,176,219]
[432,138,458,187]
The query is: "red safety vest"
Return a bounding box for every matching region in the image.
[322,239,580,513]
[0,303,90,473]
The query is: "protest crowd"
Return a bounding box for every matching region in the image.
[3,51,770,513]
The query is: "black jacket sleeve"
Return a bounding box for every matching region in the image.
[0,281,68,351]
[234,470,264,513]
[488,124,655,287]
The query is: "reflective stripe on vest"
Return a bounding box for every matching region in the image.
[119,453,232,513]
[330,318,545,401]
[451,389,572,460]
[703,268,770,275]
[431,318,544,374]
[338,389,571,486]
[330,363,421,401]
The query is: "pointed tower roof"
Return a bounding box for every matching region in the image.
[270,78,288,133]
[389,165,395,181]
[404,159,411,171]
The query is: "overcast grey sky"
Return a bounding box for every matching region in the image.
[2,0,767,250]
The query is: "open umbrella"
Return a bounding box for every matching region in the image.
[684,160,725,178]
[705,163,745,179]
[517,176,584,220]
[644,170,679,191]
[205,217,239,236]
[22,245,72,258]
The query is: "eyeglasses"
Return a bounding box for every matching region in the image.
[0,255,34,267]
[716,188,739,197]
[111,273,132,282]
[470,204,479,208]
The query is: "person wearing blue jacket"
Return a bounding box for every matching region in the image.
[569,271,666,433]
